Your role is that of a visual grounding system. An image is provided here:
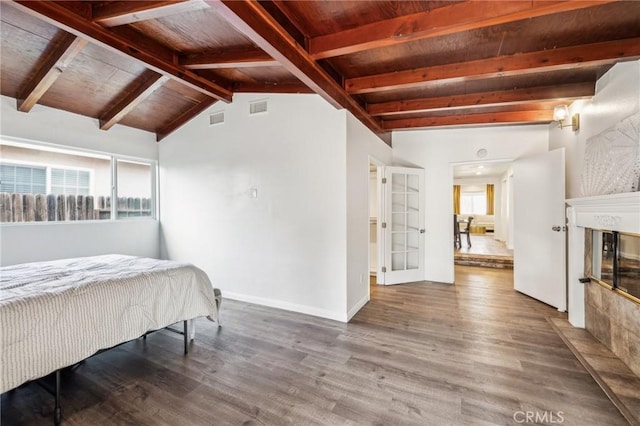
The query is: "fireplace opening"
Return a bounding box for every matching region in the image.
[589,229,640,303]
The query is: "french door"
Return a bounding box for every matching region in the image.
[379,167,425,285]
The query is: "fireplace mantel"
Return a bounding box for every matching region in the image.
[565,191,640,327]
[567,192,640,233]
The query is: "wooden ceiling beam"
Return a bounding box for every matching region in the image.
[309,1,614,60]
[92,1,208,27]
[11,0,233,103]
[100,71,169,131]
[233,82,313,94]
[17,33,88,112]
[156,98,218,142]
[259,0,307,48]
[383,110,555,130]
[207,0,387,141]
[180,48,278,69]
[347,38,640,94]
[368,82,596,116]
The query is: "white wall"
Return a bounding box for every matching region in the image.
[0,95,160,266]
[393,126,548,284]
[550,61,640,327]
[159,94,350,321]
[346,114,392,320]
[549,61,640,199]
[0,220,159,266]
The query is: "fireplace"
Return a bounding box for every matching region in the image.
[588,230,640,302]
[566,192,640,377]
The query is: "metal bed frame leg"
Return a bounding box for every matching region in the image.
[184,320,189,355]
[183,320,188,355]
[37,320,193,425]
[154,321,191,354]
[54,370,61,426]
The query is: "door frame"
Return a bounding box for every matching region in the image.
[368,156,385,296]
[449,158,514,277]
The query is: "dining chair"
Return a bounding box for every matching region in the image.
[453,214,461,249]
[459,216,473,248]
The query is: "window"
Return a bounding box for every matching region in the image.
[460,190,486,215]
[0,140,155,223]
[50,168,91,196]
[0,163,46,194]
[116,159,153,218]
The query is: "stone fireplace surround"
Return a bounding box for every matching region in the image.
[566,192,640,377]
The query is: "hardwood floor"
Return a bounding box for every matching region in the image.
[2,266,628,425]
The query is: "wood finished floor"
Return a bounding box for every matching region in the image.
[1,266,628,425]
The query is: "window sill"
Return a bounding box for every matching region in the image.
[0,218,158,227]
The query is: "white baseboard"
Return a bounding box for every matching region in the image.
[347,295,369,322]
[222,291,348,323]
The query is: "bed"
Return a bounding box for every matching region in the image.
[0,254,221,397]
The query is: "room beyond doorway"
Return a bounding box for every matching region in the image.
[453,160,514,269]
[454,234,513,269]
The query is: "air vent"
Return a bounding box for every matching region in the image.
[209,111,224,126]
[249,100,268,115]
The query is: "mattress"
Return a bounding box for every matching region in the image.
[0,254,219,393]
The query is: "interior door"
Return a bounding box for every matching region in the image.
[513,149,566,310]
[380,167,425,285]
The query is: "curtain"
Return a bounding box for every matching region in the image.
[453,185,461,215]
[486,184,495,215]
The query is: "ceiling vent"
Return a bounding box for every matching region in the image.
[209,111,224,126]
[249,99,268,115]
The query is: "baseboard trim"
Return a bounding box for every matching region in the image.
[222,291,347,323]
[347,295,369,322]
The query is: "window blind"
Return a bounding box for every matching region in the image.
[0,163,46,194]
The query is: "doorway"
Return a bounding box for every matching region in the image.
[453,160,514,269]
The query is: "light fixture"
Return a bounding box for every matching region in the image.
[553,105,580,131]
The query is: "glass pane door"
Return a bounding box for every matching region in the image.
[391,172,420,271]
[381,166,424,284]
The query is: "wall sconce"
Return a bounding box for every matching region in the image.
[553,105,580,131]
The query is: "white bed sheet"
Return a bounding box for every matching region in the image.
[0,254,219,393]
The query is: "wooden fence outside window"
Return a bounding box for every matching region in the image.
[0,193,152,222]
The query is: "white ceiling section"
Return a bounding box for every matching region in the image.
[453,161,512,179]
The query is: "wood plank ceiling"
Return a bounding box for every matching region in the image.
[1,1,639,144]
